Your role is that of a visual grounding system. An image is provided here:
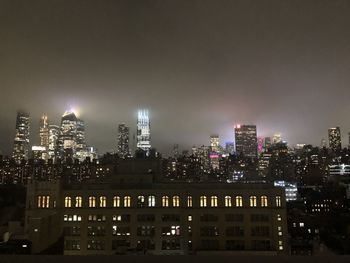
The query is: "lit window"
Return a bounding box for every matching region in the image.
[277,214,282,221]
[200,196,207,207]
[249,196,257,207]
[162,196,169,207]
[299,222,304,227]
[113,196,120,207]
[235,196,243,207]
[173,196,180,207]
[148,195,156,207]
[75,196,82,208]
[188,215,192,222]
[187,196,193,207]
[45,196,50,208]
[65,196,72,208]
[124,196,131,207]
[37,196,41,208]
[211,196,218,207]
[261,196,268,207]
[276,196,282,207]
[225,196,232,207]
[137,195,145,207]
[100,196,107,207]
[89,196,96,208]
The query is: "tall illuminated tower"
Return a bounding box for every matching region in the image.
[210,134,220,153]
[328,127,341,152]
[234,124,258,159]
[12,111,30,164]
[117,123,130,158]
[39,114,50,160]
[136,109,151,154]
[48,124,60,160]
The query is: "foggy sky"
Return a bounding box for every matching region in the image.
[1,0,350,156]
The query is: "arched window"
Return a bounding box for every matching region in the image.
[187,196,193,207]
[37,196,42,208]
[235,196,243,207]
[200,196,207,207]
[261,196,268,207]
[65,196,72,208]
[225,196,232,207]
[148,195,156,207]
[173,196,180,207]
[100,196,107,207]
[211,196,218,207]
[113,196,120,207]
[137,195,145,207]
[162,196,169,207]
[89,196,96,208]
[276,196,281,207]
[45,196,50,208]
[250,196,257,207]
[75,196,82,208]
[124,196,131,207]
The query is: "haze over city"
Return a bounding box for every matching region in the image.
[1,0,350,155]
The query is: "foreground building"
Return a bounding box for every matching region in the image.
[25,160,287,255]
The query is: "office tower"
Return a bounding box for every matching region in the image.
[76,119,86,156]
[328,127,341,152]
[264,137,271,151]
[210,134,220,153]
[225,142,235,155]
[12,111,30,164]
[272,133,282,144]
[136,109,151,154]
[31,146,46,162]
[257,137,264,154]
[197,145,210,173]
[48,125,60,160]
[39,114,50,160]
[234,124,258,159]
[117,123,130,158]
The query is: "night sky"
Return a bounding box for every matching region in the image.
[1,0,350,156]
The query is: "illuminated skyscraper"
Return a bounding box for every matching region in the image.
[76,119,86,155]
[136,109,151,154]
[257,136,264,154]
[39,114,49,160]
[48,125,60,160]
[210,134,220,153]
[12,111,30,164]
[272,133,282,144]
[234,124,258,159]
[328,127,341,152]
[117,123,130,158]
[225,142,235,155]
[264,137,271,151]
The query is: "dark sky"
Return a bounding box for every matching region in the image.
[1,0,350,156]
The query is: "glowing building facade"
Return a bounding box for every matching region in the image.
[136,109,151,154]
[12,111,30,164]
[39,114,50,160]
[234,124,258,159]
[328,127,341,152]
[117,123,130,158]
[48,125,60,160]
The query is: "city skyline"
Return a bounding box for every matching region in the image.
[1,0,350,155]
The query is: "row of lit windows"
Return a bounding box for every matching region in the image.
[63,195,282,208]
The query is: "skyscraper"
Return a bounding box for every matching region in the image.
[328,127,341,152]
[272,133,282,144]
[234,124,258,159]
[39,114,49,160]
[12,111,30,164]
[117,123,130,158]
[136,109,151,154]
[48,125,60,160]
[210,134,220,153]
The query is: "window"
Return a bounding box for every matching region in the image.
[113,196,120,207]
[200,226,219,237]
[211,196,218,207]
[63,214,82,222]
[37,196,41,208]
[200,214,218,222]
[173,196,180,207]
[89,196,96,208]
[137,195,145,207]
[188,215,192,221]
[148,195,156,207]
[38,196,50,208]
[65,196,72,208]
[87,240,105,250]
[235,196,243,207]
[277,214,282,221]
[45,196,50,208]
[261,196,268,207]
[112,226,130,236]
[99,196,106,207]
[64,240,80,250]
[112,214,130,222]
[75,196,82,208]
[187,196,193,207]
[225,196,232,207]
[276,196,281,207]
[124,196,131,207]
[162,196,169,207]
[137,214,155,222]
[225,214,244,222]
[200,196,207,207]
[137,225,155,236]
[162,225,180,236]
[226,226,244,237]
[250,196,257,207]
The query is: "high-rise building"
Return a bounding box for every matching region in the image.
[234,124,258,159]
[76,119,86,155]
[48,125,60,160]
[225,142,235,155]
[272,133,282,144]
[328,127,341,152]
[136,109,151,154]
[210,134,220,153]
[39,114,50,160]
[264,137,272,151]
[12,111,30,164]
[117,123,130,158]
[257,137,264,154]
